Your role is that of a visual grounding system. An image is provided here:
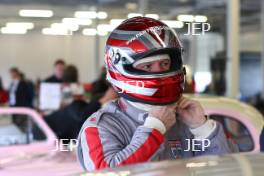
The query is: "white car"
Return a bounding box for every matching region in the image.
[0,95,263,175]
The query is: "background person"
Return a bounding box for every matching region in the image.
[0,76,8,105]
[45,65,117,143]
[44,59,65,83]
[9,67,32,108]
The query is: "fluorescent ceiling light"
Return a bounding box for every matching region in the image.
[145,14,159,19]
[19,10,53,17]
[1,27,27,34]
[194,15,208,22]
[42,28,71,35]
[51,23,79,31]
[97,24,115,32]
[82,28,108,36]
[82,28,97,36]
[6,22,34,29]
[110,19,125,27]
[97,30,108,36]
[62,18,92,26]
[177,15,194,22]
[127,13,143,18]
[162,20,184,28]
[97,11,108,19]
[75,11,97,19]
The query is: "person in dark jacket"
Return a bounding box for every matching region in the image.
[45,59,65,83]
[19,72,35,108]
[9,68,32,108]
[45,87,117,142]
[8,68,34,133]
[44,65,117,143]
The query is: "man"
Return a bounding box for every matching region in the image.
[9,68,32,107]
[45,65,117,143]
[77,17,231,171]
[45,59,65,83]
[9,68,33,133]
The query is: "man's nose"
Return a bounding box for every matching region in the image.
[151,62,163,72]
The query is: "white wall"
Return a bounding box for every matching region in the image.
[0,33,108,89]
[0,30,260,89]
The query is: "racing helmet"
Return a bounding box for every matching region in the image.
[105,17,185,105]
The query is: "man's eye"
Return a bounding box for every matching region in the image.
[143,65,151,70]
[161,62,170,67]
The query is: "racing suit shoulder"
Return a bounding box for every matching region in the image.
[77,100,164,171]
[192,121,233,156]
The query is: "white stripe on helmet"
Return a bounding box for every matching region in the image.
[107,74,158,96]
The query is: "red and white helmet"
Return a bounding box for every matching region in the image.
[105,17,185,105]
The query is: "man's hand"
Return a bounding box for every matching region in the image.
[149,105,177,131]
[176,97,206,129]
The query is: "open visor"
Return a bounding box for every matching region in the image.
[123,48,183,76]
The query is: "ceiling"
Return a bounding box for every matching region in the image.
[0,0,261,34]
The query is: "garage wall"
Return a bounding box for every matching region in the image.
[0,30,260,89]
[0,33,107,88]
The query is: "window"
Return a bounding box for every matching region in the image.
[0,114,46,146]
[209,114,254,152]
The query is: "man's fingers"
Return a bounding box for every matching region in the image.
[168,107,176,114]
[176,96,185,105]
[177,98,192,109]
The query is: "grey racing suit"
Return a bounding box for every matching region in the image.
[77,98,231,171]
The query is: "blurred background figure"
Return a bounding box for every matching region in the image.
[9,67,33,108]
[183,65,195,94]
[0,76,8,106]
[248,93,264,115]
[61,64,83,105]
[19,72,35,108]
[63,64,78,83]
[90,67,109,100]
[44,59,65,83]
[44,64,117,143]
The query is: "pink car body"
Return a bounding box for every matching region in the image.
[0,108,82,175]
[0,96,263,175]
[188,95,264,152]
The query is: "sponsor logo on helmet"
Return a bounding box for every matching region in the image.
[126,26,170,45]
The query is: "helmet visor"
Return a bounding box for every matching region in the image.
[123,48,183,76]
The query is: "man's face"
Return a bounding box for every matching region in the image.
[134,54,171,73]
[10,71,18,80]
[54,63,65,79]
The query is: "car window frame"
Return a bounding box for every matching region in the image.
[204,108,260,152]
[0,107,57,149]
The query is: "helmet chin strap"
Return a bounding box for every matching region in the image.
[127,100,155,112]
[127,100,177,112]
